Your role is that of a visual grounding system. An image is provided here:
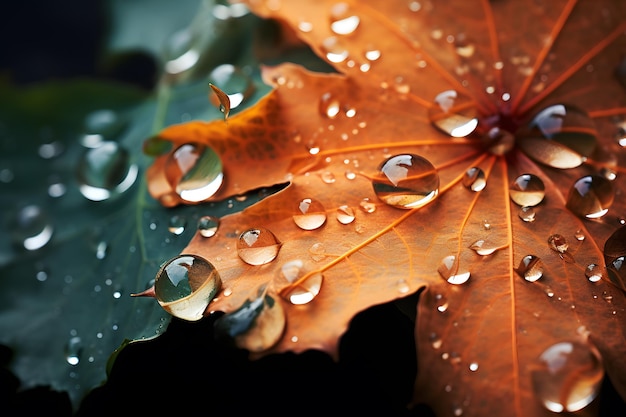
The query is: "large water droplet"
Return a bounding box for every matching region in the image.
[237,227,282,265]
[509,174,545,207]
[462,167,486,192]
[372,154,439,209]
[154,254,222,321]
[278,259,323,305]
[336,205,356,224]
[76,141,138,201]
[198,215,220,237]
[516,104,598,169]
[293,198,327,230]
[165,143,224,203]
[12,205,54,251]
[208,64,255,110]
[531,340,603,413]
[566,175,614,219]
[329,2,360,35]
[438,255,470,284]
[516,255,543,281]
[428,90,478,137]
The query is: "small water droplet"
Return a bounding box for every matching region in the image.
[65,336,82,365]
[168,215,187,235]
[396,279,410,294]
[516,104,598,169]
[359,198,376,213]
[96,241,108,260]
[531,340,603,413]
[518,206,536,222]
[462,167,486,192]
[574,229,586,241]
[293,198,327,230]
[162,28,199,76]
[208,64,255,110]
[279,260,323,305]
[482,219,491,230]
[12,205,54,251]
[309,242,327,261]
[164,143,224,203]
[509,174,545,207]
[198,215,219,237]
[322,36,349,63]
[372,154,439,209]
[547,234,568,253]
[237,227,282,265]
[566,175,614,219]
[428,90,478,137]
[76,141,138,201]
[516,255,543,281]
[438,255,470,284]
[329,2,360,35]
[364,48,381,61]
[81,109,127,147]
[38,141,64,159]
[153,254,222,321]
[319,92,341,118]
[321,171,336,184]
[469,239,498,256]
[585,264,605,283]
[336,205,355,224]
[469,362,479,372]
[454,33,475,58]
[298,20,313,32]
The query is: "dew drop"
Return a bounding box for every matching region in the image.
[585,264,605,283]
[469,362,479,372]
[566,175,614,219]
[547,234,568,253]
[509,174,545,207]
[336,205,356,224]
[278,260,323,305]
[574,229,586,241]
[469,239,498,256]
[163,28,199,76]
[76,141,138,201]
[164,143,224,203]
[516,104,597,169]
[321,171,336,184]
[168,215,186,235]
[293,198,327,230]
[531,340,603,413]
[516,255,543,282]
[454,33,475,58]
[153,254,222,321]
[81,109,127,147]
[322,36,349,63]
[359,198,376,213]
[438,255,470,285]
[309,242,327,261]
[396,279,410,294]
[428,90,478,137]
[237,227,282,265]
[329,2,360,35]
[607,256,625,289]
[462,167,486,192]
[319,92,341,118]
[65,336,82,366]
[95,241,108,260]
[12,205,54,251]
[208,64,255,110]
[518,206,536,222]
[198,215,220,237]
[364,48,381,61]
[372,154,439,209]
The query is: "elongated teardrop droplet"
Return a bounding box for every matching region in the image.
[153,254,221,321]
[165,143,224,203]
[293,198,327,230]
[372,154,439,209]
[237,227,282,265]
[566,175,614,219]
[516,255,543,281]
[516,104,598,168]
[278,260,323,305]
[509,174,545,207]
[428,90,478,137]
[531,340,603,413]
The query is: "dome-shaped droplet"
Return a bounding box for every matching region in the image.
[154,254,221,321]
[603,226,626,288]
[81,109,127,147]
[516,255,543,281]
[516,104,598,169]
[319,92,341,118]
[547,234,568,253]
[531,340,603,413]
[198,215,220,237]
[168,215,186,235]
[278,259,323,305]
[293,198,327,230]
[336,205,356,224]
[566,175,614,219]
[65,336,82,366]
[163,28,199,76]
[469,239,498,256]
[585,264,605,283]
[329,2,360,35]
[208,64,255,110]
[454,33,475,58]
[165,143,224,203]
[372,154,439,209]
[428,90,478,137]
[11,205,54,251]
[237,227,282,265]
[321,36,349,63]
[509,174,545,207]
[518,206,536,222]
[438,255,470,284]
[359,197,376,213]
[76,141,138,201]
[462,167,486,192]
[214,284,286,352]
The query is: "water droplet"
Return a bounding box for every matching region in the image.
[319,92,341,118]
[309,242,327,261]
[336,205,355,224]
[65,336,82,365]
[585,264,605,283]
[469,239,498,256]
[531,340,603,413]
[329,2,360,35]
[278,260,323,305]
[547,234,568,253]
[163,28,199,76]
[165,143,224,203]
[359,197,376,213]
[438,255,470,285]
[321,171,336,184]
[208,64,255,110]
[509,174,545,207]
[566,175,614,219]
[198,215,220,237]
[76,141,138,201]
[607,256,625,289]
[81,109,127,147]
[428,90,478,137]
[38,141,64,159]
[96,241,108,260]
[372,154,439,209]
[516,255,543,281]
[462,167,486,192]
[396,279,410,294]
[482,219,491,230]
[469,362,479,372]
[574,229,586,241]
[154,254,222,321]
[298,20,313,32]
[237,227,282,265]
[322,36,349,63]
[293,198,327,230]
[168,215,186,235]
[454,33,475,58]
[10,204,54,251]
[364,48,381,61]
[518,206,536,222]
[516,104,597,169]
